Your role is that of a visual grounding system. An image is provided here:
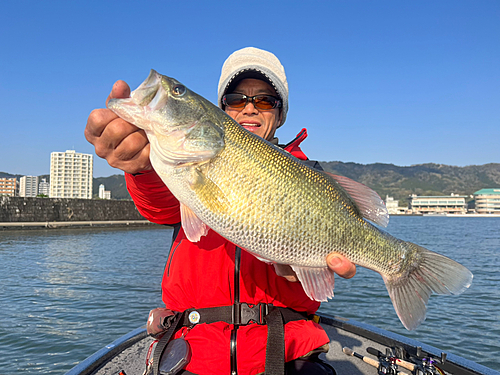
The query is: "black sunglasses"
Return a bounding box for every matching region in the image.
[222,93,282,110]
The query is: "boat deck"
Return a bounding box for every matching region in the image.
[66,315,499,375]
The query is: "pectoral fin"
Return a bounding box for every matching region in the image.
[189,167,230,216]
[291,265,335,302]
[180,203,208,242]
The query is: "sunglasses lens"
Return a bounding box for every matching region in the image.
[223,94,280,110]
[253,95,276,110]
[224,94,247,108]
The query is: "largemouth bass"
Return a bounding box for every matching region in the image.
[108,70,473,330]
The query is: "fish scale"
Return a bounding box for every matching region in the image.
[204,125,358,266]
[107,70,473,330]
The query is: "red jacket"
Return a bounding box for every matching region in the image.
[125,129,329,375]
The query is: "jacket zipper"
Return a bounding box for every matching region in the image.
[166,224,182,277]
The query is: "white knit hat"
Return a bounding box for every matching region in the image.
[218,47,289,127]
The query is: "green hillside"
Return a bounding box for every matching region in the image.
[3,162,500,204]
[319,162,500,205]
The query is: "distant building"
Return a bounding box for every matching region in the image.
[98,184,111,200]
[38,178,50,196]
[19,176,38,197]
[385,195,406,215]
[409,194,467,215]
[49,150,93,199]
[0,177,17,196]
[473,188,500,214]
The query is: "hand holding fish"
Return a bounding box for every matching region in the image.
[85,80,152,174]
[275,255,356,282]
[85,79,357,281]
[106,71,473,330]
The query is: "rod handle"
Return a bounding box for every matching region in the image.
[343,347,380,368]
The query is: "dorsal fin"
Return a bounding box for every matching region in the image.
[180,203,209,242]
[325,172,389,227]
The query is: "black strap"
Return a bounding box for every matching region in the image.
[153,312,184,375]
[181,304,308,326]
[264,307,285,375]
[151,306,307,375]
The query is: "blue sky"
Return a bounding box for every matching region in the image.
[1,1,498,177]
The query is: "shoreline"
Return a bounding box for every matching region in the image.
[0,220,163,231]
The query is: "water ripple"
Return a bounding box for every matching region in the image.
[1,218,499,373]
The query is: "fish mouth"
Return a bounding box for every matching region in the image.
[107,70,169,132]
[132,69,167,109]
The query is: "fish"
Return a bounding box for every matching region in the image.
[107,70,473,330]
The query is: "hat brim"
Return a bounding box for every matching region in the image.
[223,69,281,100]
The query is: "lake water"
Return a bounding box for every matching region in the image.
[0,217,499,374]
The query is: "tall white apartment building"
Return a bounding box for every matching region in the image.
[38,178,50,196]
[50,150,93,199]
[19,176,39,197]
[98,184,111,200]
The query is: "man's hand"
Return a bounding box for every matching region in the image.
[85,80,152,174]
[273,253,356,282]
[326,253,356,279]
[147,307,175,338]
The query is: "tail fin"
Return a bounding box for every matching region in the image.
[382,243,473,330]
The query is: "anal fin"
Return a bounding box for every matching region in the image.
[180,203,208,242]
[291,265,335,302]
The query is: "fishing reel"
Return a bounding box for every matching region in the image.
[366,347,401,375]
[344,345,447,375]
[412,346,447,375]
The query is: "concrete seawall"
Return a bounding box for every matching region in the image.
[0,196,155,230]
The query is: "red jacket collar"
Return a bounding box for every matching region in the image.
[282,128,308,160]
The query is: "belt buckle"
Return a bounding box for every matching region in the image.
[236,303,264,325]
[258,303,270,324]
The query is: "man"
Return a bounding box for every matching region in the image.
[85,47,356,375]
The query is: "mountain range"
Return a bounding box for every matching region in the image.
[319,162,500,204]
[2,162,500,204]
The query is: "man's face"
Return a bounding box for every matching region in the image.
[224,78,282,142]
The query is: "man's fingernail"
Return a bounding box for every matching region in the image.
[329,256,341,268]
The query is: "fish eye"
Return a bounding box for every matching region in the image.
[172,84,186,96]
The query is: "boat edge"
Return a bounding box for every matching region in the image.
[322,315,499,375]
[65,327,148,375]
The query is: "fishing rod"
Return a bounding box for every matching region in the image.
[343,346,446,375]
[343,346,405,374]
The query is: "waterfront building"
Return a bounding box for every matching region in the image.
[0,177,17,196]
[38,178,50,196]
[473,188,500,214]
[49,150,93,199]
[385,195,407,215]
[409,194,467,215]
[98,184,111,200]
[19,176,38,197]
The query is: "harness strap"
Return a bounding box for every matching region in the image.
[181,303,309,326]
[151,305,310,375]
[152,312,184,375]
[264,307,285,375]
